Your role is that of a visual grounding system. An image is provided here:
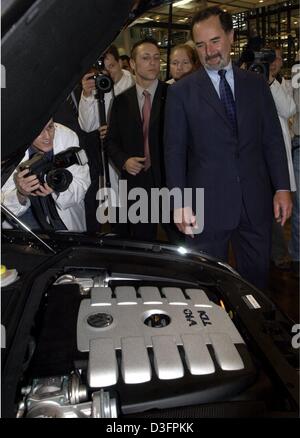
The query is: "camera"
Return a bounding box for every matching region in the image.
[92,73,113,93]
[19,147,88,193]
[239,42,276,80]
[91,57,113,93]
[248,48,276,79]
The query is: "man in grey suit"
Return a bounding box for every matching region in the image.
[164,7,292,289]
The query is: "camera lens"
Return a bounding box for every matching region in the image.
[249,63,265,75]
[46,168,73,192]
[95,74,113,93]
[248,62,269,80]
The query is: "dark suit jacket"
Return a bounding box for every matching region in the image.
[164,66,290,231]
[105,81,168,191]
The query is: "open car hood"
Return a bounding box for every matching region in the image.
[1,0,166,171]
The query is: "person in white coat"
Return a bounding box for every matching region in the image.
[269,48,296,191]
[2,120,91,232]
[290,51,300,276]
[269,46,296,268]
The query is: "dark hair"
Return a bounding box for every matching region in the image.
[131,37,160,60]
[103,44,120,62]
[191,6,233,38]
[170,44,198,66]
[120,54,130,62]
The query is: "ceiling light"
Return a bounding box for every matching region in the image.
[259,0,264,3]
[174,0,192,7]
[294,21,298,24]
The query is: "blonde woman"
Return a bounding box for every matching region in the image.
[167,44,198,84]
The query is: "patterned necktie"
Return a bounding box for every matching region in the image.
[142,90,151,170]
[218,69,237,136]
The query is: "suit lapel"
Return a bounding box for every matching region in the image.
[196,67,232,130]
[149,80,165,129]
[127,85,143,137]
[128,85,142,121]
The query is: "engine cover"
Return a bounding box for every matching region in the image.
[77,286,257,413]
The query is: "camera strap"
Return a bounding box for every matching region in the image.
[30,195,67,231]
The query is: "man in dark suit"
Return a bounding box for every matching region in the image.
[106,38,168,241]
[164,7,292,289]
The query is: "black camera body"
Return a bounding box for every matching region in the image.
[19,147,88,193]
[239,44,276,80]
[91,57,113,93]
[248,48,276,79]
[92,73,113,93]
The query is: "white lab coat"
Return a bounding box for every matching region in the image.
[270,78,297,191]
[2,123,91,231]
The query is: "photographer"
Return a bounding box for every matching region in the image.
[268,46,297,269]
[78,45,135,134]
[78,45,134,207]
[2,120,91,232]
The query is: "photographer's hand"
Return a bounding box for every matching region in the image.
[99,125,108,141]
[35,182,53,197]
[15,168,40,202]
[82,73,96,97]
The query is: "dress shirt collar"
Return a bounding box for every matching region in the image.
[204,60,235,98]
[204,60,233,78]
[136,79,158,102]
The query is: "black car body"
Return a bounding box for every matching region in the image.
[1,0,299,419]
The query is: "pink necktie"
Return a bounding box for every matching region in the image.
[142,90,151,170]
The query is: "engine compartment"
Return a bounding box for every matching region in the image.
[2,242,298,418]
[12,272,290,418]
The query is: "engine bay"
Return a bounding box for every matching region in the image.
[18,278,258,418]
[2,242,298,418]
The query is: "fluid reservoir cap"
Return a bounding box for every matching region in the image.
[1,265,18,287]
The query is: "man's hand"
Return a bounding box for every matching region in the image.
[273,191,293,226]
[15,168,40,198]
[35,182,54,197]
[174,206,199,238]
[124,157,146,175]
[15,168,53,202]
[82,73,96,98]
[99,125,108,141]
